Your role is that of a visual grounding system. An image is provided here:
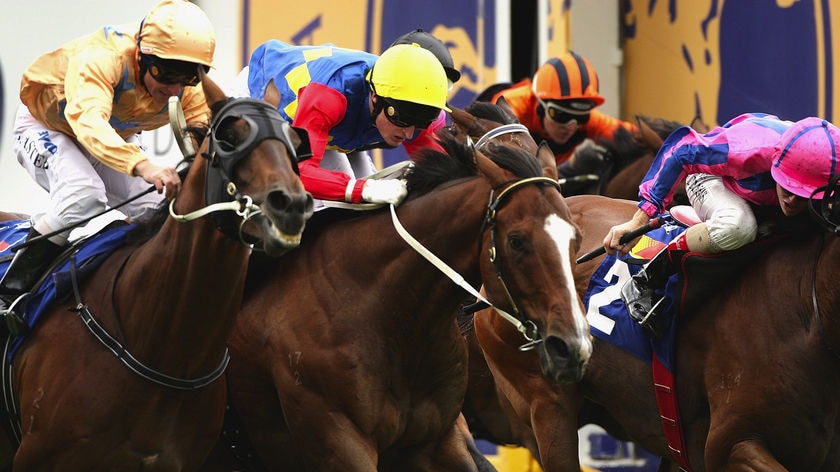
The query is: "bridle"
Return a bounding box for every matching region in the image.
[479,176,563,349]
[392,123,563,350]
[169,98,304,248]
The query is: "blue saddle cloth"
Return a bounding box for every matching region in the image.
[0,219,134,361]
[582,219,685,371]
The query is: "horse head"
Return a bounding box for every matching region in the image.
[453,104,592,383]
[182,73,313,256]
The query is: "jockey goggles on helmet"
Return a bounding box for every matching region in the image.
[377,95,438,129]
[140,54,204,86]
[537,97,595,126]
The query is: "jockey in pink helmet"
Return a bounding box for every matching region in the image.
[602,113,840,335]
[771,117,840,200]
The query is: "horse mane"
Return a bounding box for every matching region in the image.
[407,129,543,197]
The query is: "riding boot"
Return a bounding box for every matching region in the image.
[620,232,690,336]
[0,229,65,335]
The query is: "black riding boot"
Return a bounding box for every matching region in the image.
[0,229,65,335]
[620,246,674,336]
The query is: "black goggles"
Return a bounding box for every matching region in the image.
[380,98,436,129]
[537,97,594,126]
[141,56,202,87]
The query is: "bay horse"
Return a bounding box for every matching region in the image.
[1,73,312,470]
[472,192,840,471]
[204,117,592,470]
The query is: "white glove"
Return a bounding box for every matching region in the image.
[360,178,408,205]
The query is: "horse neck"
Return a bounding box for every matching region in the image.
[113,156,250,368]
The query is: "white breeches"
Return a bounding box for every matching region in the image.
[685,173,757,251]
[13,105,165,244]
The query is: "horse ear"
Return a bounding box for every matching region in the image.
[474,146,508,187]
[200,69,227,107]
[635,115,664,150]
[264,79,281,109]
[449,106,484,142]
[690,115,710,133]
[536,141,559,180]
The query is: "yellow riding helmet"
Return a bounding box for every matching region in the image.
[138,0,215,68]
[366,44,451,112]
[532,51,605,105]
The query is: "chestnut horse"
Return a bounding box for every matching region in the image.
[1,74,312,470]
[472,192,840,471]
[205,118,591,470]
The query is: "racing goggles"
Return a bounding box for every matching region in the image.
[537,98,595,126]
[141,55,202,87]
[380,97,438,129]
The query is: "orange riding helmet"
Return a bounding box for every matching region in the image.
[532,51,605,106]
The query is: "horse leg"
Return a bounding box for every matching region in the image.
[474,312,583,471]
[455,413,496,472]
[379,421,483,472]
[706,438,788,472]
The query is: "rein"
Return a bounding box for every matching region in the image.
[810,233,840,362]
[72,251,229,390]
[390,175,562,350]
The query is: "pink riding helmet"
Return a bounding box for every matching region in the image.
[771,117,840,198]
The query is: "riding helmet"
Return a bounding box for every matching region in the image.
[532,51,605,107]
[389,29,461,84]
[367,43,451,123]
[771,117,840,199]
[138,0,216,68]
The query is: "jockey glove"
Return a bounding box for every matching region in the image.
[360,178,408,205]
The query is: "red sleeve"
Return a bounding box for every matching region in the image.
[291,82,364,202]
[403,110,446,158]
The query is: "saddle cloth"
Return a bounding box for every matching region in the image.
[0,219,133,361]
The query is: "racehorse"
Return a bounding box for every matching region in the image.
[204,112,592,471]
[1,73,312,470]
[471,191,840,471]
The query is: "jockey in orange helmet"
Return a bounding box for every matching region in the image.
[491,51,638,177]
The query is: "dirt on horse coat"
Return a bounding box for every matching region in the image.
[1,75,312,471]
[205,120,591,471]
[469,193,840,471]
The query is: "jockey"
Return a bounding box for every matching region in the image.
[490,51,638,179]
[305,28,461,196]
[603,113,840,334]
[3,0,214,328]
[229,40,451,206]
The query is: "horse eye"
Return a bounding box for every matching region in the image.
[507,234,528,253]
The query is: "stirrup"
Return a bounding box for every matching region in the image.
[0,294,29,337]
[636,296,665,336]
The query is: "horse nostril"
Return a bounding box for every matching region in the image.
[266,190,291,212]
[544,335,571,361]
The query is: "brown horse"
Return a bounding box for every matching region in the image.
[204,115,592,470]
[2,74,312,470]
[472,192,840,471]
